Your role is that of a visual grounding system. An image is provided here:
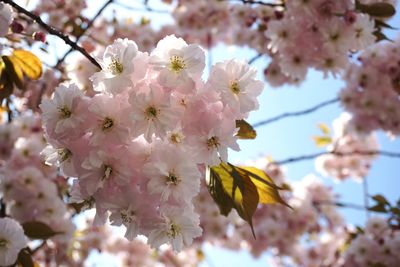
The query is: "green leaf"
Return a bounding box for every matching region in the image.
[236,120,257,140]
[22,221,61,239]
[390,207,400,217]
[17,249,34,267]
[357,2,396,18]
[373,30,391,42]
[372,194,390,206]
[375,19,397,30]
[368,204,387,213]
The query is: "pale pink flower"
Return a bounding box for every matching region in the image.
[148,205,202,251]
[207,59,263,117]
[149,35,205,88]
[91,38,147,95]
[143,144,200,203]
[129,83,180,142]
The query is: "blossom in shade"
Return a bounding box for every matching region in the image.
[0,218,28,266]
[0,3,12,37]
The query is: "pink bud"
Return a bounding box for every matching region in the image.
[344,10,357,25]
[10,21,24,33]
[33,31,46,43]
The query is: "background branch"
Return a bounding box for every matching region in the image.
[55,0,114,68]
[252,97,340,128]
[274,150,400,165]
[0,0,102,69]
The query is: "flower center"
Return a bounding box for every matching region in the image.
[170,133,183,144]
[207,136,220,149]
[169,55,186,73]
[168,222,181,238]
[230,81,240,94]
[120,209,135,224]
[58,148,72,163]
[166,172,180,185]
[102,164,113,181]
[58,106,71,119]
[102,117,114,131]
[0,238,8,248]
[108,58,124,75]
[145,106,159,120]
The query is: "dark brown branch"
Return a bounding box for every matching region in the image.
[0,0,102,69]
[273,150,400,165]
[55,0,114,68]
[252,97,340,128]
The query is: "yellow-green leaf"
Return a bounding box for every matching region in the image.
[357,2,396,18]
[2,56,24,89]
[9,50,42,80]
[313,136,332,147]
[238,166,289,207]
[22,221,61,239]
[318,123,330,135]
[236,119,257,139]
[207,162,290,238]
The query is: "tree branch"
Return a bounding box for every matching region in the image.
[248,53,262,65]
[274,150,400,165]
[252,97,340,128]
[314,200,367,211]
[112,0,170,13]
[55,0,114,68]
[229,0,284,7]
[0,0,102,69]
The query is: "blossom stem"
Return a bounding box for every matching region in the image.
[0,0,102,69]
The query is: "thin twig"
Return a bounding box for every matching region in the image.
[252,97,340,128]
[0,0,102,69]
[363,177,370,220]
[273,150,400,165]
[55,0,114,68]
[314,200,367,211]
[229,0,284,7]
[112,0,170,13]
[248,53,262,65]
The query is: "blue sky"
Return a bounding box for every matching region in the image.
[15,0,400,266]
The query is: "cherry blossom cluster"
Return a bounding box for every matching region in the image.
[340,36,400,135]
[263,0,381,82]
[40,35,264,251]
[341,216,400,267]
[33,0,87,30]
[315,113,379,181]
[0,3,12,37]
[0,114,74,242]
